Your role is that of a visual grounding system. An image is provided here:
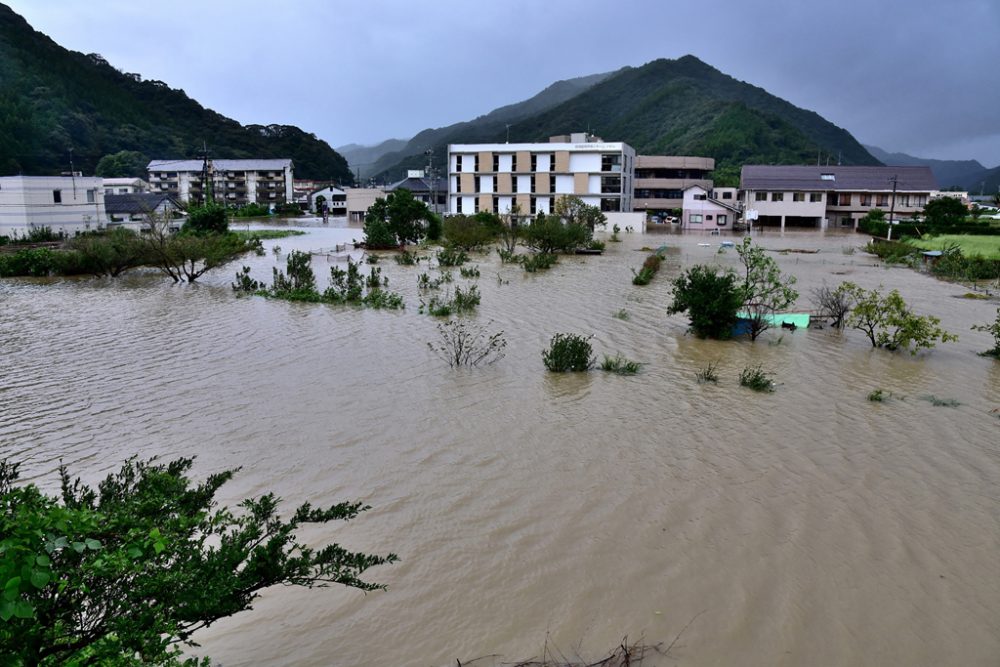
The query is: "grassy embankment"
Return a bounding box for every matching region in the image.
[909,235,1000,260]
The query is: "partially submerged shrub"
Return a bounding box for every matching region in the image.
[972,308,1000,358]
[522,253,558,272]
[436,247,468,267]
[394,250,419,265]
[459,265,481,279]
[739,364,775,392]
[919,394,961,407]
[428,319,507,367]
[696,361,719,383]
[612,308,629,320]
[420,284,480,316]
[599,353,641,375]
[668,265,742,339]
[542,333,594,372]
[631,251,664,285]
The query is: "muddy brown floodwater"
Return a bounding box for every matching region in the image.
[1,221,999,666]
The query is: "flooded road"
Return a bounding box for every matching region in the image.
[1,221,998,666]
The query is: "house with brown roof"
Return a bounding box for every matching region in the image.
[740,165,938,230]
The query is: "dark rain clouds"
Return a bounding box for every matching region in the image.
[10,0,1000,166]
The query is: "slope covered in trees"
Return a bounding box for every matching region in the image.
[375,56,879,185]
[0,4,352,181]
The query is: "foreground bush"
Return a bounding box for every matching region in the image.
[0,457,396,666]
[542,333,594,372]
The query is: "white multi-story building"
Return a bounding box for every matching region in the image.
[448,133,636,216]
[146,159,294,205]
[0,175,106,238]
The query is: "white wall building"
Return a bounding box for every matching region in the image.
[0,175,106,238]
[447,133,636,216]
[147,159,294,205]
[309,186,347,215]
[102,177,149,195]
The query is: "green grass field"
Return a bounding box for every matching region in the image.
[909,235,1000,260]
[233,229,306,241]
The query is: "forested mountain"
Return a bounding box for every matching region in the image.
[0,4,352,181]
[360,71,613,181]
[374,56,878,185]
[864,145,995,191]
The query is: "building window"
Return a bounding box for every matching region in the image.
[793,192,805,202]
[493,198,499,214]
[53,190,62,204]
[474,155,480,172]
[694,193,707,201]
[601,154,621,173]
[456,198,463,213]
[86,189,96,203]
[530,196,537,214]
[690,214,703,223]
[455,155,463,172]
[474,176,481,193]
[810,192,823,202]
[718,215,727,225]
[512,177,518,194]
[530,175,536,193]
[860,194,872,206]
[474,198,480,213]
[821,173,835,181]
[530,154,537,172]
[512,154,518,172]
[771,192,784,202]
[755,192,767,201]
[722,191,732,199]
[492,177,498,193]
[876,194,888,207]
[493,154,499,172]
[899,194,911,207]
[706,214,713,220]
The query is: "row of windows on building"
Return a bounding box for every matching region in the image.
[689,213,729,224]
[753,192,929,207]
[455,175,622,195]
[453,153,623,173]
[454,196,622,215]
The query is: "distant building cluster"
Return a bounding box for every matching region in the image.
[0,135,974,239]
[446,132,952,232]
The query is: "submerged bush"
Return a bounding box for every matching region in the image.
[599,353,641,375]
[428,320,507,367]
[522,253,557,272]
[739,364,775,392]
[542,333,594,372]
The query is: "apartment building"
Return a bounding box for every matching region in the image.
[634,155,714,214]
[146,159,294,205]
[448,133,635,216]
[740,165,938,230]
[0,175,105,238]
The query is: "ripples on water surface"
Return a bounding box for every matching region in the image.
[1,222,999,666]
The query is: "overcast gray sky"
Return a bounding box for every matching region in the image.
[9,0,1000,166]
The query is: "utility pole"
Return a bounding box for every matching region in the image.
[425,149,436,215]
[887,174,898,240]
[199,141,211,204]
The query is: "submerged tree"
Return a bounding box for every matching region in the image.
[668,265,742,339]
[0,456,397,666]
[363,188,433,248]
[840,282,957,353]
[736,237,799,341]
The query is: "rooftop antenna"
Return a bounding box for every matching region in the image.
[505,124,511,144]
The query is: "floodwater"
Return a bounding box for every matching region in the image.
[2,220,999,666]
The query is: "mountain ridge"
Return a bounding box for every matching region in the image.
[0,3,353,181]
[371,55,879,185]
